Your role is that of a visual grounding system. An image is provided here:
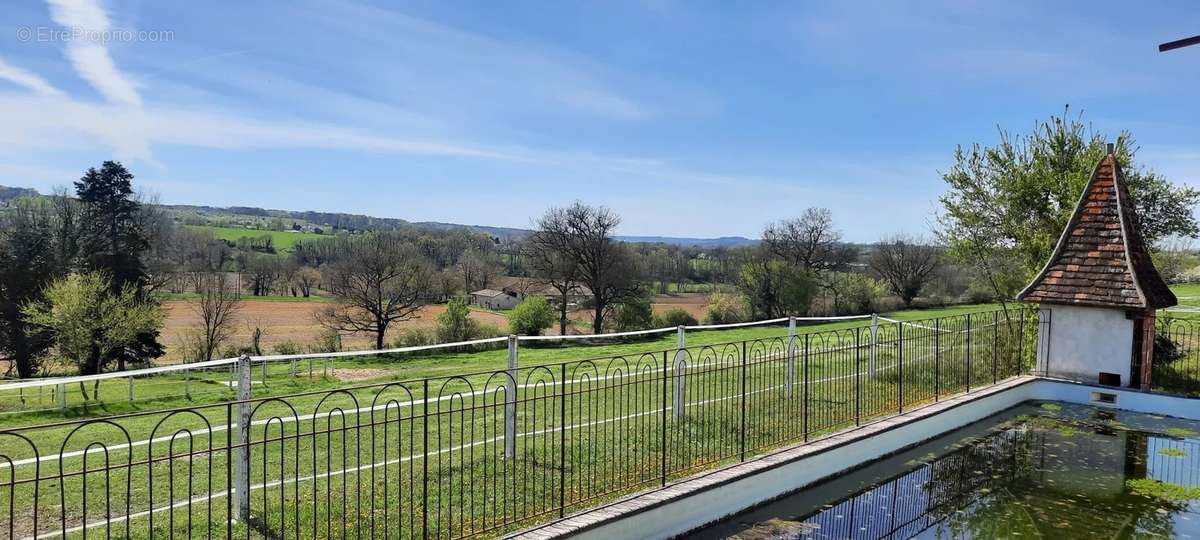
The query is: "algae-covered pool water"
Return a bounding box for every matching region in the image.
[693,402,1200,539]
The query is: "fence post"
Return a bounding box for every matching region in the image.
[869,313,878,379]
[992,311,999,384]
[291,358,297,379]
[661,350,669,487]
[897,321,904,414]
[966,313,972,392]
[57,383,65,410]
[739,341,747,461]
[422,379,430,540]
[261,357,267,386]
[1018,309,1025,375]
[235,354,252,523]
[802,333,809,442]
[673,326,686,419]
[854,327,861,427]
[785,317,797,399]
[185,366,192,400]
[128,375,134,403]
[934,318,941,402]
[558,362,567,516]
[504,335,518,459]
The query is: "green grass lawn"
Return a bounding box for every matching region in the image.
[0,306,1025,539]
[187,225,328,252]
[0,302,1006,425]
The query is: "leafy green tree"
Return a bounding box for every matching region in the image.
[838,273,887,315]
[938,108,1200,303]
[703,292,747,325]
[508,296,556,336]
[23,272,162,379]
[437,298,481,342]
[612,295,655,332]
[737,258,817,318]
[0,198,63,377]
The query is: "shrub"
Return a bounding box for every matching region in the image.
[654,308,697,328]
[838,273,887,315]
[437,298,486,342]
[219,345,256,358]
[394,327,436,348]
[508,297,555,336]
[273,341,301,355]
[308,329,343,353]
[704,292,747,325]
[612,296,655,332]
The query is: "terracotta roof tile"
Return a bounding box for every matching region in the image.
[1016,154,1177,310]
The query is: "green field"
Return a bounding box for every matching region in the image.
[188,225,328,252]
[0,302,1004,424]
[0,306,1026,539]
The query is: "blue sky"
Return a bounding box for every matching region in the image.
[0,1,1198,241]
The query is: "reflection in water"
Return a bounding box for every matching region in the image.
[698,404,1200,539]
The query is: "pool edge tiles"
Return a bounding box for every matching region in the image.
[506,376,1041,540]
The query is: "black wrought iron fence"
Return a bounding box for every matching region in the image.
[0,309,1026,539]
[1153,316,1200,395]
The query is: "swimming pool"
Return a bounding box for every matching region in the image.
[691,402,1200,539]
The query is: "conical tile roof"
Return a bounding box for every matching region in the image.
[1017,153,1176,309]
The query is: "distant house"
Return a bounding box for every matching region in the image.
[469,288,520,310]
[490,276,592,308]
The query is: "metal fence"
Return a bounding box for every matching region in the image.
[1154,317,1200,395]
[0,309,1026,539]
[0,315,879,416]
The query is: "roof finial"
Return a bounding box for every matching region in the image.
[1106,142,1115,155]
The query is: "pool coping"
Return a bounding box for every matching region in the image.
[506,375,1039,539]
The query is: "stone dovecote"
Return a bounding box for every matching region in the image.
[1017,154,1176,310]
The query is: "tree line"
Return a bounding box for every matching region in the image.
[2,109,1197,380]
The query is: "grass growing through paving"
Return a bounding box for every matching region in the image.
[0,308,1026,539]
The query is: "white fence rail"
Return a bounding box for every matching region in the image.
[0,314,875,414]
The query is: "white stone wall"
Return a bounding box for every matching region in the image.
[1038,304,1133,386]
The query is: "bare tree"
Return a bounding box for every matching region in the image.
[187,272,243,361]
[244,254,280,296]
[316,234,434,349]
[294,266,320,297]
[534,202,640,333]
[526,235,580,335]
[457,248,502,292]
[762,208,852,270]
[869,235,941,307]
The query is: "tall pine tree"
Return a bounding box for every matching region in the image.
[75,161,163,368]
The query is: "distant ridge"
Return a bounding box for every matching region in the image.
[612,235,758,248]
[0,184,757,248]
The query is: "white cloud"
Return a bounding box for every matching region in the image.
[0,57,64,96]
[45,0,142,106]
[552,87,645,119]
